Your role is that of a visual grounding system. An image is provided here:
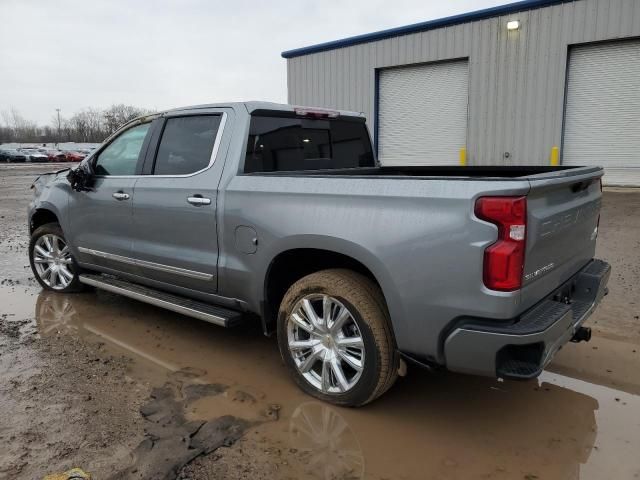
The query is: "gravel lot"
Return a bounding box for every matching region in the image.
[0,163,639,480]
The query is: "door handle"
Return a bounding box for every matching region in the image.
[112,191,130,201]
[187,196,211,206]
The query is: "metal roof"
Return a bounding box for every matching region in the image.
[164,101,364,117]
[281,0,573,59]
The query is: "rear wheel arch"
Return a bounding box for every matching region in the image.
[262,247,395,336]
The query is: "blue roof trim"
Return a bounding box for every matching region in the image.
[281,0,571,59]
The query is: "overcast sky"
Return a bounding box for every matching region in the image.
[0,0,504,125]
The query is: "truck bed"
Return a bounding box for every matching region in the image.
[246,165,599,179]
[233,160,603,361]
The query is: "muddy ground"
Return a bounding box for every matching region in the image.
[0,163,639,480]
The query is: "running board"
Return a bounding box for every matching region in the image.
[78,274,244,327]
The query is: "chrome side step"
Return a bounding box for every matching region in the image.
[79,274,243,327]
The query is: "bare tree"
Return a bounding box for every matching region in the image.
[1,107,39,142]
[0,110,15,143]
[103,104,150,136]
[1,104,153,145]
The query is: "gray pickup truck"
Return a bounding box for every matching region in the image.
[28,102,610,406]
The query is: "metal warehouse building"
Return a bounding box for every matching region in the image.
[282,0,640,186]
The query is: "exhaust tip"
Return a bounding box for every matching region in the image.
[571,326,592,343]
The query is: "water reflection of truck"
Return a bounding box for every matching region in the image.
[35,291,598,480]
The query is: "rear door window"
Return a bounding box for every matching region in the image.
[153,115,222,175]
[245,115,374,173]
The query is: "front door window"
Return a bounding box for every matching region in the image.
[94,123,151,176]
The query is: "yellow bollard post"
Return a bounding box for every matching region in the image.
[550,146,559,166]
[459,147,467,166]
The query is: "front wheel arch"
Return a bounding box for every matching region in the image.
[30,208,60,234]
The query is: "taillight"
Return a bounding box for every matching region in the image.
[475,196,527,291]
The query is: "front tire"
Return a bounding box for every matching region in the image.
[277,269,398,407]
[29,223,85,293]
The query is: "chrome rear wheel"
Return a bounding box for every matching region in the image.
[287,294,365,395]
[278,269,399,407]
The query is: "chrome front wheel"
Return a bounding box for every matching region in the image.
[33,234,75,290]
[29,223,84,293]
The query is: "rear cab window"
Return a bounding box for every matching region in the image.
[244,113,374,173]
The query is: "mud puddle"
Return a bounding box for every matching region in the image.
[17,287,640,480]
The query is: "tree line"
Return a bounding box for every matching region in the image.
[0,104,153,144]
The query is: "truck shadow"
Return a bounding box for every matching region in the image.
[33,290,628,480]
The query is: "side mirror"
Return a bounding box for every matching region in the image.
[67,160,95,192]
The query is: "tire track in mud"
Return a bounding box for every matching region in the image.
[111,366,282,480]
[111,381,250,480]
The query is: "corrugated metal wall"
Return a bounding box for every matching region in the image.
[286,0,640,165]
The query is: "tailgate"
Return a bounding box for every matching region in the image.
[522,167,603,300]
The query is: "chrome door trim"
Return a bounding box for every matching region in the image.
[78,247,137,267]
[77,247,214,281]
[92,112,228,180]
[135,257,214,280]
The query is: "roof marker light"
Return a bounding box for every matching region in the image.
[294,107,340,118]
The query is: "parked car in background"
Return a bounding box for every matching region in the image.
[19,148,49,163]
[61,150,85,162]
[1,149,28,162]
[44,150,67,162]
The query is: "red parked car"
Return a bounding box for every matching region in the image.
[61,150,86,162]
[44,150,67,162]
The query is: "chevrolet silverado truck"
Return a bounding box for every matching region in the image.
[27,102,610,406]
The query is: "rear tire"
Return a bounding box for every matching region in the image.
[277,269,398,407]
[29,223,86,293]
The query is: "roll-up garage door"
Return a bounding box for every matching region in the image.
[377,60,469,166]
[563,40,640,186]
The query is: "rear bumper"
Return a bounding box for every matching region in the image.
[443,259,610,379]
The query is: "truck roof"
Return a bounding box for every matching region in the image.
[165,101,365,118]
[109,102,367,144]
